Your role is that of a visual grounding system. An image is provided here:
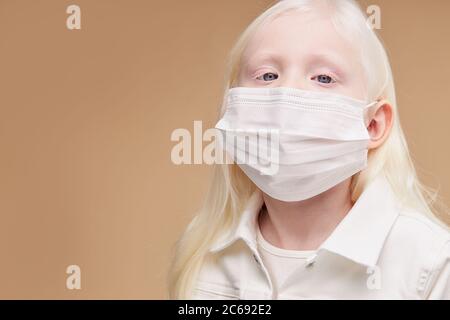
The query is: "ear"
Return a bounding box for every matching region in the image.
[366,100,394,149]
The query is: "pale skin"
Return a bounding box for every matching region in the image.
[237,10,394,250]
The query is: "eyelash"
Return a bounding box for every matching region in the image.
[255,72,337,85]
[311,74,337,85]
[255,72,279,82]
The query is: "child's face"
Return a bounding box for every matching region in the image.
[238,10,368,101]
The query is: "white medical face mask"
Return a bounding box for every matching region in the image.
[214,86,378,202]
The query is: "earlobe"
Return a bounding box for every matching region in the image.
[367,101,394,149]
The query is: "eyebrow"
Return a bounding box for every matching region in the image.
[249,49,283,60]
[241,50,283,70]
[306,52,349,69]
[244,50,349,71]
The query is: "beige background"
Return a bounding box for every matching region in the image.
[0,0,448,299]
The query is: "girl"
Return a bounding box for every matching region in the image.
[168,0,449,299]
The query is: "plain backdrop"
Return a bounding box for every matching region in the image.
[0,0,449,299]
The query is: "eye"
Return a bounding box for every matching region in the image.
[256,72,279,82]
[311,74,336,84]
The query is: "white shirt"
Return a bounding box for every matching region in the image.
[192,175,450,299]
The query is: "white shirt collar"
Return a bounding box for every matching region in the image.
[208,174,401,268]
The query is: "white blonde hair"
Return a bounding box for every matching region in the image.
[167,0,449,299]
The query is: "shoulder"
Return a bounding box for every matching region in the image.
[389,209,449,253]
[382,208,449,299]
[191,242,250,300]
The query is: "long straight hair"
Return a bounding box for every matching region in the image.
[167,0,449,299]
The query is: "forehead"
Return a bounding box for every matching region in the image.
[242,10,361,66]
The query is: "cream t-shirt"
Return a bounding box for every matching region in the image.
[256,221,317,297]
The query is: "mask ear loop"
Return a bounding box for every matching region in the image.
[363,99,383,127]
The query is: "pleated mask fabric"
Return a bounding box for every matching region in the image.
[214,86,378,202]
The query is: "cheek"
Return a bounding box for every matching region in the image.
[339,80,368,101]
[236,68,246,86]
[344,66,368,101]
[332,66,367,100]
[237,71,254,87]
